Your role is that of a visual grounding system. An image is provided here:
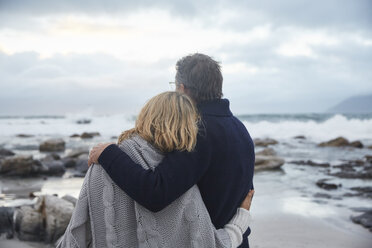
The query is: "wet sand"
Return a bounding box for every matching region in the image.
[249,213,372,248]
[248,169,372,248]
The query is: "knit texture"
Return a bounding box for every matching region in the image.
[57,135,250,248]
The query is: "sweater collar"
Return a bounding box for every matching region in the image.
[197,99,232,117]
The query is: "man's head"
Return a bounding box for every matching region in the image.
[175,53,223,103]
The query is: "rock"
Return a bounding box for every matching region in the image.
[43,153,61,161]
[330,166,372,179]
[318,137,349,147]
[368,145,372,150]
[318,137,364,148]
[344,192,358,197]
[0,155,42,176]
[254,138,278,147]
[40,160,66,176]
[39,138,65,152]
[14,205,44,241]
[61,158,76,168]
[316,179,341,190]
[70,133,80,138]
[365,155,372,164]
[313,193,332,199]
[63,150,90,172]
[293,135,306,139]
[65,148,89,159]
[345,186,372,198]
[334,165,356,172]
[256,147,276,156]
[13,195,74,243]
[76,119,91,124]
[80,132,100,139]
[334,160,365,169]
[349,159,366,166]
[40,195,74,243]
[349,140,364,148]
[255,155,284,171]
[61,195,77,207]
[0,148,15,157]
[331,171,370,179]
[16,134,34,138]
[350,186,372,198]
[0,207,14,238]
[75,154,89,174]
[289,160,330,167]
[351,209,372,232]
[39,154,65,176]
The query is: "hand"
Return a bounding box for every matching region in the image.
[240,189,254,211]
[88,142,115,167]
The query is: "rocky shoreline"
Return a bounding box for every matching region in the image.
[255,136,372,233]
[1,134,372,245]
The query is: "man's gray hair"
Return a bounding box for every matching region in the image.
[175,53,223,103]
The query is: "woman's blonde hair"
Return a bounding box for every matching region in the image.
[118,91,199,153]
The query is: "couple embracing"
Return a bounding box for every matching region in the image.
[58,53,255,248]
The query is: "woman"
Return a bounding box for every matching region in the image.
[57,92,254,248]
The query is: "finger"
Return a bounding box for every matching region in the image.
[88,151,96,165]
[88,150,94,158]
[91,145,99,151]
[90,152,96,163]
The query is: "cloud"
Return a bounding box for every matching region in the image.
[218,28,372,113]
[226,0,372,31]
[0,51,175,115]
[0,0,371,114]
[1,0,371,32]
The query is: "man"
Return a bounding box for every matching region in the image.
[89,53,255,247]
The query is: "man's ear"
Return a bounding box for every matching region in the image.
[177,83,185,93]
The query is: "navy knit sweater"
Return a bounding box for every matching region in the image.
[98,98,255,248]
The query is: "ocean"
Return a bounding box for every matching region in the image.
[1,113,372,143]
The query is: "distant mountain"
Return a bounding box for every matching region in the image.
[327,94,372,113]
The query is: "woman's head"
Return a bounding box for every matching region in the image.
[118,92,199,153]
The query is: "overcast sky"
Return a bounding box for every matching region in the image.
[0,0,371,115]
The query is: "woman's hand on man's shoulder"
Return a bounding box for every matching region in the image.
[88,142,115,166]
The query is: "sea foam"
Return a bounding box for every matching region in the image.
[244,114,372,142]
[1,114,372,144]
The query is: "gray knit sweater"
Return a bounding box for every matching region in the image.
[57,135,251,248]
